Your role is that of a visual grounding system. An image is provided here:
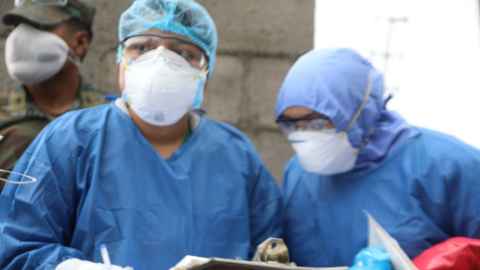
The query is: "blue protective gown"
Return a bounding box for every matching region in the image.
[0,102,283,270]
[276,48,480,267]
[282,129,480,267]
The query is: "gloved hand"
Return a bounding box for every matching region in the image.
[349,246,391,270]
[56,258,134,270]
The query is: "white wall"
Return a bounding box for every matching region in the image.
[315,0,480,148]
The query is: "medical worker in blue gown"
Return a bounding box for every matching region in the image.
[275,48,480,267]
[0,1,283,269]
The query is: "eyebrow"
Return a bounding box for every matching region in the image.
[170,39,196,47]
[124,35,191,45]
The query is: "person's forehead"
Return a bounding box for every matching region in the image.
[282,106,325,118]
[137,29,191,42]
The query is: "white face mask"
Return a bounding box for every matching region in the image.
[288,130,358,175]
[122,46,207,126]
[5,23,81,85]
[287,72,374,175]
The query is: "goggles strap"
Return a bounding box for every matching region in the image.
[199,55,205,68]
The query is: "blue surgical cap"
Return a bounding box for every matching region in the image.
[117,0,218,74]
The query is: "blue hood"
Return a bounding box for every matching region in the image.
[275,48,419,170]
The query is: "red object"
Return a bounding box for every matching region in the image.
[413,237,480,270]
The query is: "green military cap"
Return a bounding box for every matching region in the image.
[2,0,96,35]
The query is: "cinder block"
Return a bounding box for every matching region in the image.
[88,0,134,44]
[197,0,315,56]
[81,43,121,96]
[80,47,103,92]
[100,49,122,95]
[0,2,14,35]
[202,55,243,125]
[245,57,295,129]
[243,130,294,184]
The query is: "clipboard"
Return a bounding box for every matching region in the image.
[170,238,349,270]
[172,213,419,270]
[178,257,348,270]
[176,257,348,270]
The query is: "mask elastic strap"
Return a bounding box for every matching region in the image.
[68,49,82,68]
[121,57,131,71]
[194,65,208,80]
[340,72,372,138]
[121,57,132,106]
[354,126,376,155]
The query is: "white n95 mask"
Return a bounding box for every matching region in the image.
[122,46,208,126]
[289,130,358,175]
[5,23,81,85]
[288,72,375,175]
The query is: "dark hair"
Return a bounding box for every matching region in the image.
[66,18,93,40]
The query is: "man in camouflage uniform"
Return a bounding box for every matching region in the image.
[0,0,102,192]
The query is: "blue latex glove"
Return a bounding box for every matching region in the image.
[350,246,391,270]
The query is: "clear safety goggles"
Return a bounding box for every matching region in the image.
[276,115,334,135]
[15,0,68,6]
[120,34,209,69]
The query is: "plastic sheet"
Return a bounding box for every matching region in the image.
[413,237,480,270]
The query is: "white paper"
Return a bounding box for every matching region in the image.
[365,211,419,270]
[170,256,348,270]
[169,256,210,270]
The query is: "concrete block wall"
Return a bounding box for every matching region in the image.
[0,0,315,183]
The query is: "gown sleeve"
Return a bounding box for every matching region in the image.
[444,144,480,237]
[279,157,313,266]
[0,123,86,269]
[246,149,284,258]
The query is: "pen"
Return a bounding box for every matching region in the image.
[100,244,112,270]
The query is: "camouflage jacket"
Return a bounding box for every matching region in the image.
[0,78,102,192]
